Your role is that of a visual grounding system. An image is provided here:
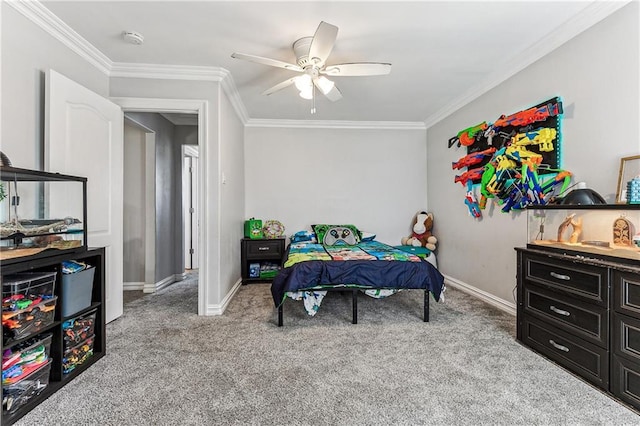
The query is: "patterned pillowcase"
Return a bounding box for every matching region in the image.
[290,230,317,244]
[312,224,361,246]
[360,232,376,242]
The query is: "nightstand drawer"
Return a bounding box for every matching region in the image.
[613,270,640,318]
[245,240,283,259]
[522,315,608,389]
[524,254,607,306]
[524,284,608,348]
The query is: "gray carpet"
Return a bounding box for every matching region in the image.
[15,275,639,425]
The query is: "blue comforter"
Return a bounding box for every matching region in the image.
[271,241,445,307]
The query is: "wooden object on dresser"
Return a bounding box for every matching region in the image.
[240,238,285,284]
[1,247,106,425]
[516,246,640,412]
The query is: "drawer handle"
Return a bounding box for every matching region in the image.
[258,247,269,251]
[549,339,570,353]
[549,305,571,317]
[550,271,570,281]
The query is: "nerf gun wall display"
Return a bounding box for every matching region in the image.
[450,97,570,218]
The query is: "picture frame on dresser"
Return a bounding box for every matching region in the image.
[616,155,640,204]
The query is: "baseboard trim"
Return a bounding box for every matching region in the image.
[174,272,188,282]
[143,275,175,294]
[123,281,144,291]
[443,275,516,316]
[205,278,243,315]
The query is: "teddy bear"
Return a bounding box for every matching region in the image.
[401,211,438,251]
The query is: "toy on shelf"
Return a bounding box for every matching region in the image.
[613,216,634,246]
[557,214,582,244]
[401,211,437,251]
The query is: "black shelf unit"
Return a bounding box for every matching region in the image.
[1,248,106,425]
[240,238,285,283]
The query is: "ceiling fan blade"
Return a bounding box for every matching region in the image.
[323,85,343,102]
[262,77,297,96]
[322,62,392,77]
[313,77,342,102]
[231,52,303,72]
[308,21,338,66]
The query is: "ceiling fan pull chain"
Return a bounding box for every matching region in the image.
[311,84,317,114]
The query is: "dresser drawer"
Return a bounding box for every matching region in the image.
[244,239,284,259]
[524,284,608,348]
[611,354,640,411]
[522,315,608,389]
[613,270,640,318]
[613,312,640,363]
[523,254,607,306]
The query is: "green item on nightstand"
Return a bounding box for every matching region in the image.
[244,218,263,239]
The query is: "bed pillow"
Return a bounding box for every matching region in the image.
[312,224,361,246]
[290,230,317,243]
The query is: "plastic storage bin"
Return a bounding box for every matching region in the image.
[62,335,94,374]
[2,359,51,414]
[2,333,52,384]
[2,297,57,345]
[60,266,95,317]
[2,272,56,303]
[62,310,96,347]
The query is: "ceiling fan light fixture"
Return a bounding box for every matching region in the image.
[316,76,335,95]
[293,74,312,91]
[299,87,313,100]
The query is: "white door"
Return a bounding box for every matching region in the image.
[45,70,124,323]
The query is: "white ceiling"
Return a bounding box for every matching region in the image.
[39,1,610,124]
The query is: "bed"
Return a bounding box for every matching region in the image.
[271,226,445,326]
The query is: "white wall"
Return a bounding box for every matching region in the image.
[218,90,245,300]
[245,126,428,244]
[426,2,640,308]
[123,120,147,284]
[0,3,109,169]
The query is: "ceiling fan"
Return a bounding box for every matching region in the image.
[231,21,391,110]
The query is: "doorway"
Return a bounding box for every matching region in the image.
[122,112,199,299]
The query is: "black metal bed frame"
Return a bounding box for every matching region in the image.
[277,288,430,326]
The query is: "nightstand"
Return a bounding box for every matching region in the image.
[240,238,286,284]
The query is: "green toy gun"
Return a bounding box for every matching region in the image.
[448,122,488,148]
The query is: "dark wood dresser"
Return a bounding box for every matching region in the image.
[516,246,640,411]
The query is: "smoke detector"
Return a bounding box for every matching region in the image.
[122,31,144,45]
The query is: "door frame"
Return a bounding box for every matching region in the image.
[111,97,209,316]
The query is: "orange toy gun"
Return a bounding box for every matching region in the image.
[494,101,562,129]
[454,167,485,186]
[452,147,497,170]
[448,122,488,148]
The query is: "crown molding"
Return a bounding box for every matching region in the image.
[245,119,426,130]
[218,71,250,124]
[423,0,631,128]
[111,62,249,124]
[6,0,112,75]
[110,62,227,81]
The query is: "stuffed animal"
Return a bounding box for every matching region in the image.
[401,211,438,251]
